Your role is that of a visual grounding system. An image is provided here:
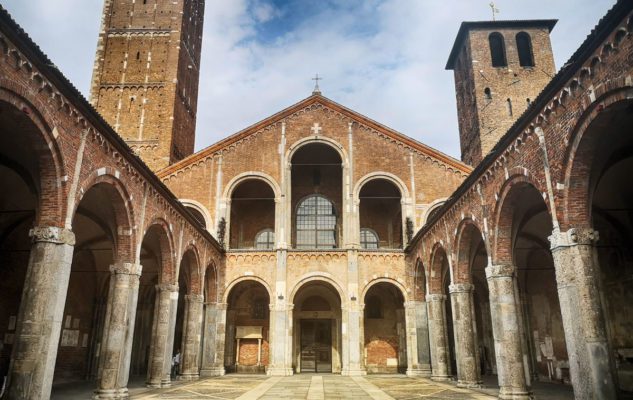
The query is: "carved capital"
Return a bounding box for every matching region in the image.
[549,228,599,249]
[185,294,204,303]
[485,264,515,279]
[29,226,75,245]
[449,283,474,294]
[425,293,446,302]
[155,283,178,293]
[110,262,142,276]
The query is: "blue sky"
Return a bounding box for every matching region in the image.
[2,0,615,160]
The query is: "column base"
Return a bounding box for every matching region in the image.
[456,380,482,388]
[267,367,294,376]
[406,368,432,377]
[200,367,226,377]
[342,367,367,376]
[498,388,531,400]
[93,388,129,399]
[430,375,452,382]
[178,373,199,381]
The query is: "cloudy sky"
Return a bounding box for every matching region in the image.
[3,0,614,159]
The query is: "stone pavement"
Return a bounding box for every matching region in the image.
[131,374,498,399]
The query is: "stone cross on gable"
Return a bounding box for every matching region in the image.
[311,122,322,135]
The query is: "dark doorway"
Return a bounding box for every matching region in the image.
[300,319,332,373]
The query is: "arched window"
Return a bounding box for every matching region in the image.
[516,32,534,67]
[296,195,337,249]
[255,229,275,250]
[360,228,379,249]
[489,32,507,67]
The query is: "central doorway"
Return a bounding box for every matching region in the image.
[300,319,332,372]
[292,280,342,373]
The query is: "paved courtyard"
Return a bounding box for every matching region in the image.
[131,375,498,400]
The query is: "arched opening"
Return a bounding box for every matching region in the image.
[129,224,167,380]
[184,206,207,230]
[0,101,49,390]
[363,282,406,373]
[292,280,342,373]
[572,100,633,394]
[52,182,128,391]
[200,264,218,372]
[358,179,403,249]
[498,182,569,385]
[516,32,535,67]
[230,179,275,249]
[291,143,342,249]
[455,223,497,384]
[224,280,270,373]
[489,32,507,67]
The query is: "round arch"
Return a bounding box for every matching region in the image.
[421,198,447,227]
[428,242,450,294]
[141,217,176,284]
[222,171,282,200]
[179,243,202,295]
[223,276,273,304]
[204,262,219,303]
[289,273,346,306]
[453,218,488,284]
[180,199,214,231]
[353,172,410,201]
[286,135,349,168]
[360,277,409,304]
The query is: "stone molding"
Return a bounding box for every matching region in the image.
[485,264,514,279]
[425,294,446,302]
[449,283,474,293]
[185,294,204,303]
[29,226,75,245]
[156,283,178,292]
[549,228,599,249]
[109,262,142,276]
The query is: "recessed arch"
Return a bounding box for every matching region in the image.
[286,135,348,168]
[421,198,447,227]
[227,177,276,249]
[353,172,409,200]
[289,273,346,306]
[360,277,408,304]
[180,199,213,231]
[222,171,281,200]
[222,276,273,304]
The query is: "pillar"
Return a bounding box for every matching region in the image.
[268,249,293,376]
[549,228,616,400]
[179,294,204,380]
[449,283,481,388]
[426,294,451,381]
[146,283,178,388]
[200,302,227,376]
[404,301,430,376]
[343,251,364,376]
[6,226,75,400]
[486,264,530,400]
[94,263,142,399]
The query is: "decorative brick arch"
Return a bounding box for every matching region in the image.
[142,217,176,285]
[492,173,552,265]
[289,273,346,307]
[361,277,408,304]
[353,172,410,201]
[204,261,219,303]
[223,276,273,304]
[453,218,486,284]
[179,199,214,232]
[562,88,633,229]
[421,198,448,227]
[286,135,349,168]
[179,243,202,295]
[428,242,449,294]
[0,84,66,227]
[412,257,426,302]
[222,171,282,200]
[73,169,136,263]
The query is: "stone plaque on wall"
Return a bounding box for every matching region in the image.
[236,326,263,339]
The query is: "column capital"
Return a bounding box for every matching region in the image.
[156,283,178,292]
[29,226,75,245]
[425,293,446,302]
[449,283,474,294]
[216,302,228,310]
[549,228,599,249]
[110,262,142,276]
[485,264,515,279]
[185,294,204,303]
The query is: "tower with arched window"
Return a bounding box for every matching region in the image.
[446,20,557,166]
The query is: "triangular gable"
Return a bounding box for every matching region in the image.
[158,94,472,177]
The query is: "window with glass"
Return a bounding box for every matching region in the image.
[255,229,275,250]
[296,195,337,249]
[360,228,379,249]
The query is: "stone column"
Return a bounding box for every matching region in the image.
[486,264,530,400]
[343,250,364,376]
[407,300,432,376]
[426,294,451,381]
[179,294,204,380]
[7,226,75,400]
[199,302,218,376]
[94,263,142,399]
[549,228,616,400]
[449,283,481,388]
[404,302,426,376]
[147,283,178,388]
[202,302,227,376]
[268,249,293,375]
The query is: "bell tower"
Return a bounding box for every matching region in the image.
[446,20,557,166]
[90,0,204,171]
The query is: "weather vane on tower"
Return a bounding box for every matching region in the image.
[489,2,500,21]
[312,73,322,95]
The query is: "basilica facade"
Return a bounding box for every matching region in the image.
[0,1,631,400]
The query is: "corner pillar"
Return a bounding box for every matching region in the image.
[404,301,431,376]
[449,283,481,388]
[179,294,204,380]
[200,302,227,376]
[146,283,178,388]
[6,226,75,400]
[486,264,530,400]
[549,228,616,400]
[426,294,451,381]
